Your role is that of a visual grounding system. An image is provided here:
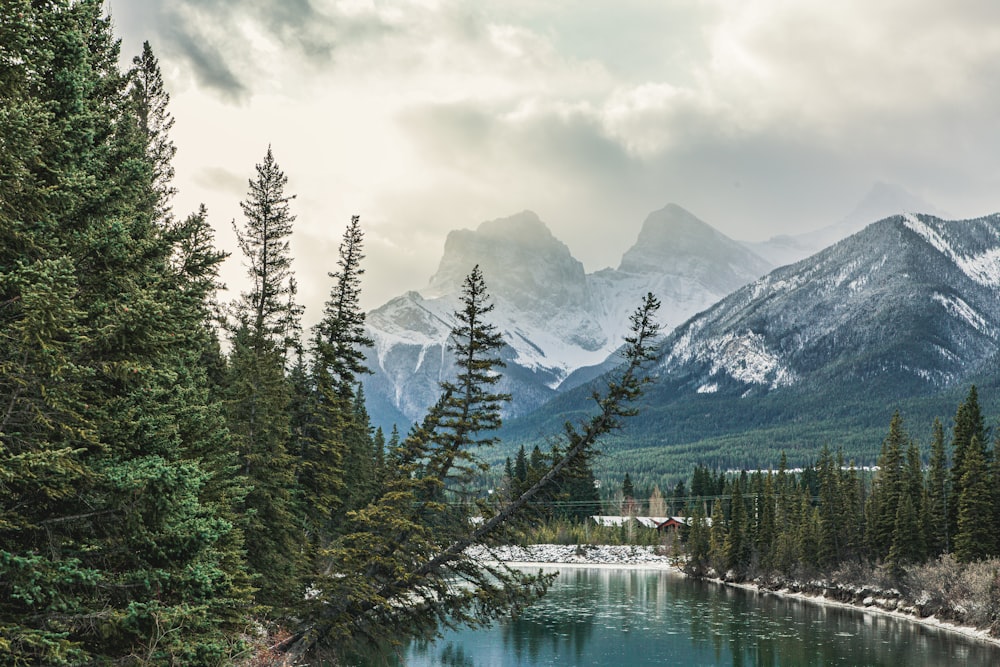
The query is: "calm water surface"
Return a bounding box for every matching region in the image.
[399,567,1000,666]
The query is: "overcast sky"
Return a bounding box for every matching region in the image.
[107,0,1000,318]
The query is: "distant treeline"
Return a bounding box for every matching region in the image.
[656,387,1000,576]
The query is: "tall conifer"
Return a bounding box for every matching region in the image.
[226,148,305,611]
[0,4,248,662]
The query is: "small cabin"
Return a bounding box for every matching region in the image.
[655,516,712,531]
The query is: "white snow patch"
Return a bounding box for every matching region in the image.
[696,382,719,394]
[904,214,1000,287]
[931,292,995,338]
[668,329,795,389]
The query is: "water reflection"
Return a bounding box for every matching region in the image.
[400,568,1000,666]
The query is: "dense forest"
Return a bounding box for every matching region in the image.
[674,387,1000,576]
[0,3,662,664]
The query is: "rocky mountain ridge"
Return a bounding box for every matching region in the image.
[362,205,772,429]
[503,212,1000,470]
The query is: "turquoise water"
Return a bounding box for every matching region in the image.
[400,567,1000,666]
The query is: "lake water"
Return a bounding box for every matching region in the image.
[399,567,1000,666]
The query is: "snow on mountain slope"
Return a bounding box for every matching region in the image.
[362,206,772,429]
[652,213,1000,396]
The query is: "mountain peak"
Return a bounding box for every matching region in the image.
[475,210,554,243]
[423,211,584,304]
[618,204,771,279]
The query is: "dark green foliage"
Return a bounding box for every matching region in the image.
[278,291,662,663]
[225,148,307,611]
[224,329,304,610]
[685,502,711,575]
[723,479,750,572]
[231,146,302,357]
[954,438,994,563]
[0,3,248,662]
[666,388,1000,583]
[622,472,635,500]
[926,418,949,556]
[127,40,176,225]
[866,412,908,561]
[948,386,986,543]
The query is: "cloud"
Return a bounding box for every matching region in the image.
[108,0,1000,315]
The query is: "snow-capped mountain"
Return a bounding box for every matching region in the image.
[658,213,1000,397]
[362,206,772,430]
[507,212,1000,463]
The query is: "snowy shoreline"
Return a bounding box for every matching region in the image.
[470,544,1000,648]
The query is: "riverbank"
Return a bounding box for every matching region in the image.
[476,543,1000,649]
[466,543,677,568]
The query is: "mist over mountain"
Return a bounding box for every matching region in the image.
[362,206,771,431]
[744,182,943,267]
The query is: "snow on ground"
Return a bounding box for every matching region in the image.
[465,544,676,568]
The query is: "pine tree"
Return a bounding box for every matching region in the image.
[756,474,777,571]
[1,4,247,662]
[622,472,635,500]
[887,492,922,574]
[954,437,993,563]
[313,215,371,397]
[926,418,949,555]
[866,411,907,561]
[685,503,711,575]
[709,498,728,573]
[816,445,840,568]
[797,494,820,567]
[949,386,985,543]
[226,148,306,611]
[127,40,176,226]
[724,478,750,574]
[514,445,528,488]
[232,146,303,358]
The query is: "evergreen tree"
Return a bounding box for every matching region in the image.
[224,328,303,611]
[226,148,306,611]
[709,498,728,573]
[553,453,601,521]
[0,4,247,662]
[671,480,687,516]
[954,437,993,563]
[797,494,820,567]
[724,479,751,573]
[513,445,528,488]
[949,386,985,543]
[314,215,372,398]
[756,474,777,571]
[622,472,635,500]
[866,412,907,561]
[685,503,711,576]
[231,146,303,358]
[127,40,176,226]
[925,418,949,556]
[887,492,922,574]
[816,445,841,567]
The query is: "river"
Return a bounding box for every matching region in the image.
[396,566,1000,666]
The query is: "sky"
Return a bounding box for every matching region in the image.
[107,0,1000,320]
